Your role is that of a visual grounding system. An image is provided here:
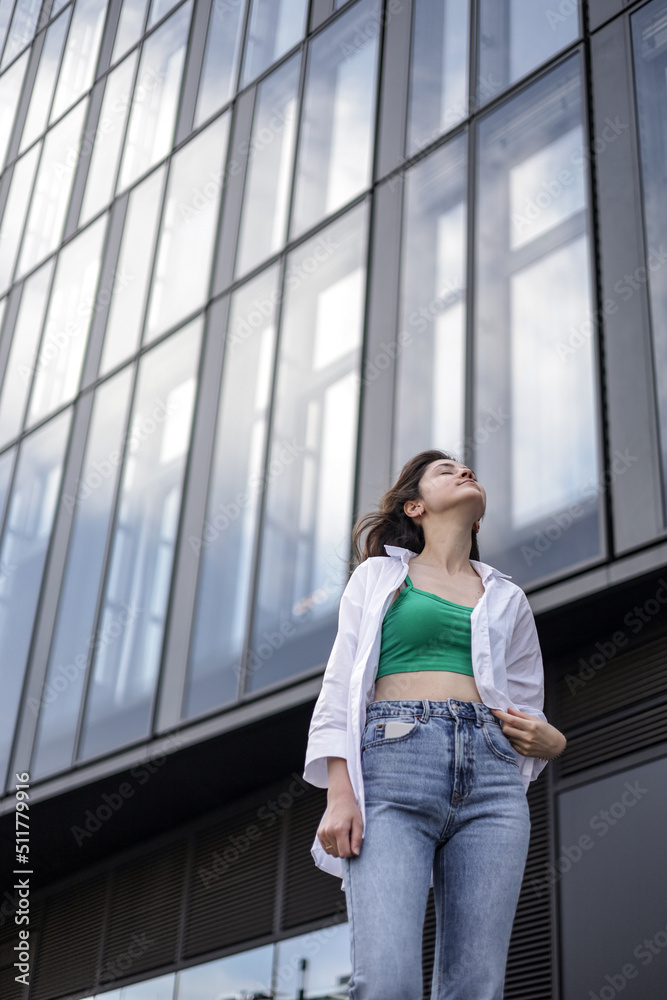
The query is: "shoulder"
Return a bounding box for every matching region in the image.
[343,555,392,595]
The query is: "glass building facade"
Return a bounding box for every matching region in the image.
[0,1,666,997]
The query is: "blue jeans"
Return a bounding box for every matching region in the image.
[342,698,531,1000]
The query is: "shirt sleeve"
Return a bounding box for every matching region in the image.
[302,562,367,789]
[505,589,550,786]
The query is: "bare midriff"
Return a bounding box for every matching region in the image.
[372,558,485,704]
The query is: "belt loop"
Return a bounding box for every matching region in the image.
[473,702,484,727]
[421,698,430,722]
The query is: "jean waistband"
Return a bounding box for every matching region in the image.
[366,698,500,726]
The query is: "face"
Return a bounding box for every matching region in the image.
[409,459,487,522]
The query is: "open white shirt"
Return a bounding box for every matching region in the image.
[302,544,549,891]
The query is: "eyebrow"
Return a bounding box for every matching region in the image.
[434,461,477,478]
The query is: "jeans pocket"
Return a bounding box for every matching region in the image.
[482,721,519,765]
[361,716,420,753]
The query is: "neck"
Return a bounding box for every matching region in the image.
[415,521,476,576]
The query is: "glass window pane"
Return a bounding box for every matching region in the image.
[79,50,138,225]
[26,214,107,425]
[184,266,280,718]
[111,0,148,64]
[247,202,368,694]
[275,924,351,997]
[0,410,72,790]
[30,367,134,780]
[117,0,192,192]
[0,49,29,168]
[16,99,88,278]
[477,0,580,106]
[240,0,306,87]
[78,318,202,761]
[235,54,299,277]
[193,0,244,128]
[393,133,467,473]
[407,0,470,156]
[0,0,14,55]
[1,0,41,69]
[0,446,14,534]
[19,8,72,153]
[147,0,179,29]
[631,0,667,513]
[176,946,273,1000]
[100,164,166,374]
[0,143,40,294]
[50,0,107,123]
[0,258,55,448]
[120,975,174,1000]
[559,757,667,998]
[145,112,230,340]
[475,53,600,584]
[291,0,380,239]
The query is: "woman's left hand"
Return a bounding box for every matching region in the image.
[489,706,567,760]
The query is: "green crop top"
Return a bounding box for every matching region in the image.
[375,574,475,678]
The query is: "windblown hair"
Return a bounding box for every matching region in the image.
[350,450,482,569]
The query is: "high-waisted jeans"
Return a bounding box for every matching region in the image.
[341,698,532,1000]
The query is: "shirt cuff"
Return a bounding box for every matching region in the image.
[303,730,349,788]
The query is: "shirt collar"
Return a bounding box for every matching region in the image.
[383,543,512,581]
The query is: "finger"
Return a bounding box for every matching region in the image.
[350,813,362,856]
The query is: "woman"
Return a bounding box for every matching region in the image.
[302,449,566,1000]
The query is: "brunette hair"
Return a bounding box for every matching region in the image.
[350,449,482,568]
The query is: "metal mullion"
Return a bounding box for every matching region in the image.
[62,0,122,236]
[17,391,96,781]
[41,0,73,132]
[145,334,207,737]
[156,0,196,168]
[156,296,230,730]
[0,0,23,68]
[228,85,259,281]
[237,251,289,701]
[282,8,308,246]
[70,354,143,766]
[580,31,613,563]
[135,155,171,352]
[1,400,76,793]
[6,127,46,293]
[158,90,248,726]
[18,200,105,444]
[119,13,199,347]
[368,0,390,185]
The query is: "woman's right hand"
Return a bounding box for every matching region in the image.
[317,790,363,858]
[318,756,363,858]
